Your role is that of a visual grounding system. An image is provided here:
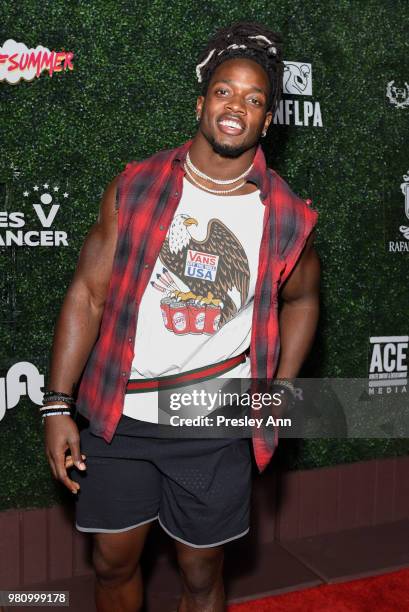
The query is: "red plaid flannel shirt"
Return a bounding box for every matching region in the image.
[75,139,318,472]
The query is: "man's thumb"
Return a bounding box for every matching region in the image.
[70,444,86,470]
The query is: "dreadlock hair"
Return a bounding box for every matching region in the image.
[196,21,284,115]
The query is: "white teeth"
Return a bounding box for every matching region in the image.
[219,119,242,130]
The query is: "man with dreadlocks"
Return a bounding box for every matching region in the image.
[44,21,319,612]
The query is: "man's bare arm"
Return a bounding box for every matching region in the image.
[44,176,119,494]
[47,177,119,393]
[275,232,320,379]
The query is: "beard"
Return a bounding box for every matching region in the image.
[201,126,261,159]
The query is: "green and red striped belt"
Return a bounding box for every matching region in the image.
[125,353,246,394]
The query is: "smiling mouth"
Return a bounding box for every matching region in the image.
[217,117,245,136]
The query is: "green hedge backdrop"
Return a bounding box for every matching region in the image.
[1,0,409,510]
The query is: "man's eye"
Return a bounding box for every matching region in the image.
[249,98,262,106]
[215,88,229,95]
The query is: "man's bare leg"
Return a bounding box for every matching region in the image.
[93,520,155,612]
[175,541,225,612]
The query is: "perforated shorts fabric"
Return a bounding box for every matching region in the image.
[71,414,252,547]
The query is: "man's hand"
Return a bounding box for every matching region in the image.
[44,415,87,494]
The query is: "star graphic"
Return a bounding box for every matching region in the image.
[63,192,69,198]
[33,185,39,191]
[23,191,29,197]
[43,183,49,189]
[53,186,59,192]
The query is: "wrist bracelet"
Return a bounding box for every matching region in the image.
[43,390,73,399]
[41,411,72,422]
[43,390,75,405]
[41,406,72,413]
[40,403,72,410]
[42,395,75,406]
[39,404,73,421]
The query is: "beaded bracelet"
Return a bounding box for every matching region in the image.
[43,394,75,406]
[39,401,74,420]
[42,410,71,417]
[41,411,72,423]
[43,389,73,400]
[41,390,76,422]
[39,404,72,412]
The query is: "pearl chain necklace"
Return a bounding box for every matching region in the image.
[186,151,253,185]
[184,164,246,194]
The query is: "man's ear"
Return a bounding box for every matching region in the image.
[196,95,204,118]
[263,111,273,132]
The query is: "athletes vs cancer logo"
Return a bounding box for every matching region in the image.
[0,182,69,246]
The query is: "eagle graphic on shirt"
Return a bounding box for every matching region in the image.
[156,213,250,328]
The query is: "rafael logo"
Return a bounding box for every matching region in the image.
[150,214,250,334]
[400,171,409,239]
[386,81,409,109]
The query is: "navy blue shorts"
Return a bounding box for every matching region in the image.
[72,415,252,548]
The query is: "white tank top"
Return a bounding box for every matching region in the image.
[123,176,265,422]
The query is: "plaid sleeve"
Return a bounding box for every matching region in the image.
[114,161,139,211]
[274,174,318,287]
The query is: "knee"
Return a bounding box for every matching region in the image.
[177,549,224,595]
[93,538,138,586]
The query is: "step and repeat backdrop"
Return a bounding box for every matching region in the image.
[1,0,408,510]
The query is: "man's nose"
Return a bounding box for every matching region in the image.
[225,95,246,114]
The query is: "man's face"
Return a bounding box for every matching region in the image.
[196,58,273,158]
